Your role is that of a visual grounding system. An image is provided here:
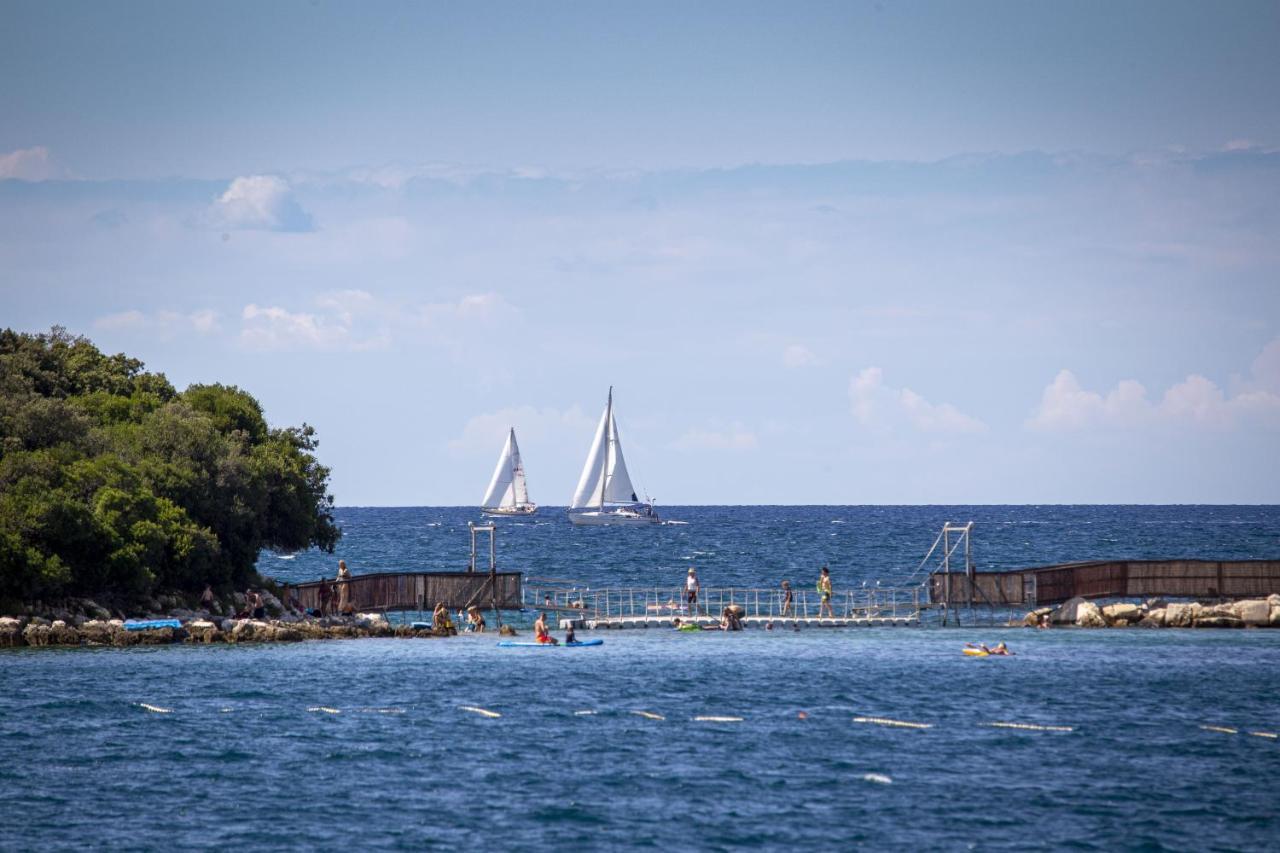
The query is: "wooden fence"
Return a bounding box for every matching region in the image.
[290,571,523,612]
[929,559,1280,607]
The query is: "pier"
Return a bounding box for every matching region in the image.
[525,583,925,629]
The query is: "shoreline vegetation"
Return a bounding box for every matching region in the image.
[0,328,340,616]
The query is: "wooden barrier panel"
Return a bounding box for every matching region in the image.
[289,571,523,612]
[930,559,1280,606]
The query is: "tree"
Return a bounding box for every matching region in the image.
[0,328,340,606]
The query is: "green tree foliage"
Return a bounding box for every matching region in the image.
[0,327,339,603]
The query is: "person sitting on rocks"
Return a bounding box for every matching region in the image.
[432,601,456,635]
[250,589,266,620]
[466,607,486,632]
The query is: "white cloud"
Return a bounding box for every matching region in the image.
[239,303,384,351]
[671,424,759,451]
[849,367,986,434]
[207,175,314,232]
[417,292,517,327]
[1029,338,1280,431]
[93,309,221,337]
[0,146,67,181]
[448,405,595,454]
[782,344,818,368]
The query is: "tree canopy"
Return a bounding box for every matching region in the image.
[0,327,339,605]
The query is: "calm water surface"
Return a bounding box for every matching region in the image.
[3,506,1278,850]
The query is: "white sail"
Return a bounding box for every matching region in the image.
[481,428,530,509]
[602,410,637,504]
[481,430,515,508]
[570,406,610,510]
[510,431,530,505]
[570,390,641,509]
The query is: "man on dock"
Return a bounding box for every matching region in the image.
[686,567,701,616]
[818,567,834,618]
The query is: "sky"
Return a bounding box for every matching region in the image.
[1,0,1278,505]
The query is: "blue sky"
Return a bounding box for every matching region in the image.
[2,1,1278,504]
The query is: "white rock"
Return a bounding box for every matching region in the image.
[1075,601,1106,628]
[1235,600,1270,626]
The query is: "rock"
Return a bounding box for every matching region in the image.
[1075,601,1107,628]
[1194,616,1244,629]
[1139,608,1167,628]
[0,616,27,647]
[1146,598,1168,610]
[1053,597,1089,625]
[1102,603,1143,625]
[499,625,517,636]
[1267,594,1280,607]
[1235,600,1271,627]
[79,620,116,644]
[1022,611,1041,627]
[1165,603,1195,628]
[1271,605,1280,627]
[48,621,81,645]
[186,620,224,644]
[22,623,52,646]
[81,599,112,620]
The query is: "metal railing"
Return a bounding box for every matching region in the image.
[523,584,924,622]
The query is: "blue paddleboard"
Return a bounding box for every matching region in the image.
[497,639,604,648]
[124,618,182,631]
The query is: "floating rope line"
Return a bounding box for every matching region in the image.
[693,715,744,723]
[459,705,501,718]
[138,703,172,714]
[1248,731,1278,739]
[988,722,1074,733]
[362,708,406,715]
[853,716,932,729]
[573,710,598,716]
[219,708,234,713]
[631,711,665,721]
[1201,725,1237,734]
[861,773,893,784]
[307,706,341,714]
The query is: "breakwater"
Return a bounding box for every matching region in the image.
[1026,594,1280,629]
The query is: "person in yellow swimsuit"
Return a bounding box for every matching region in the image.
[817,566,834,617]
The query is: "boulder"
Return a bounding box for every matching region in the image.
[186,620,224,644]
[48,620,81,646]
[1146,598,1168,610]
[1139,608,1167,628]
[1164,603,1196,628]
[1075,601,1107,628]
[1052,597,1089,625]
[1234,600,1271,627]
[1022,611,1041,627]
[0,616,26,647]
[1102,603,1143,625]
[81,599,112,620]
[1267,593,1280,606]
[1271,605,1280,627]
[1194,615,1244,629]
[78,620,116,644]
[22,623,52,647]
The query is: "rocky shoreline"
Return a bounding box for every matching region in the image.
[0,591,498,649]
[1024,594,1280,629]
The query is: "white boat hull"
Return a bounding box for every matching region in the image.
[482,504,538,516]
[568,508,660,526]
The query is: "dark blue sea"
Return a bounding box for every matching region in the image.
[3,506,1279,851]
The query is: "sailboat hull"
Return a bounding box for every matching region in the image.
[482,504,538,517]
[568,508,660,526]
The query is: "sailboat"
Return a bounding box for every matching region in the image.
[568,388,660,526]
[480,428,537,516]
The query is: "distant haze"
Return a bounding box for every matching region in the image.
[2,1,1278,504]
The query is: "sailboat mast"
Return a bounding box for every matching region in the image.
[599,387,612,510]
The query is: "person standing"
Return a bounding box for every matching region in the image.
[685,567,701,616]
[817,566,834,618]
[780,580,794,617]
[336,560,352,614]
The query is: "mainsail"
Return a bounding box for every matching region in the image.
[570,389,639,510]
[482,428,530,509]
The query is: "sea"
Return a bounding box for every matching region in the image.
[3,505,1279,851]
